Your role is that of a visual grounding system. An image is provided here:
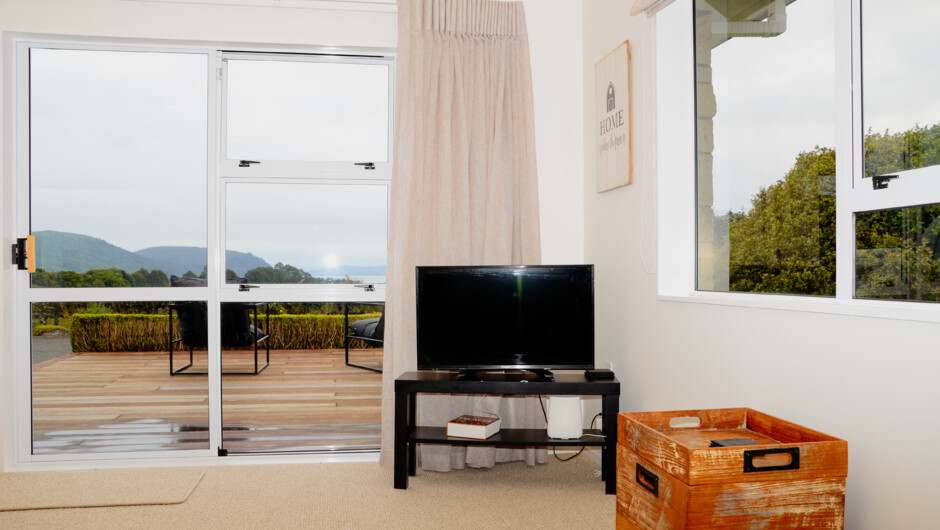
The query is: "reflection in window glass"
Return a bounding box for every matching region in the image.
[29,49,208,287]
[856,205,940,301]
[225,183,388,284]
[863,0,940,178]
[226,59,389,162]
[695,0,836,296]
[31,301,209,454]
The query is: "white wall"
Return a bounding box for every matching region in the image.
[0,0,585,467]
[583,1,938,527]
[524,0,584,264]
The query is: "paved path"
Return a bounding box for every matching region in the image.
[31,333,72,365]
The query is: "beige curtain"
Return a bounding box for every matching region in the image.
[379,0,545,471]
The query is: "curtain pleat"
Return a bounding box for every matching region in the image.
[380,0,544,471]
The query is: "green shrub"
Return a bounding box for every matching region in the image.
[32,324,68,336]
[69,312,381,352]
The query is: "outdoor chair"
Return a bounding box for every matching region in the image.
[344,305,384,373]
[169,276,270,375]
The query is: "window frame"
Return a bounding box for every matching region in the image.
[655,0,940,323]
[5,35,394,466]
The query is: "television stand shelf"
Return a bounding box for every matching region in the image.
[394,371,620,494]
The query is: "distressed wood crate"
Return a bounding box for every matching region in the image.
[617,408,847,529]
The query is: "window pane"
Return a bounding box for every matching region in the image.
[31,301,209,454]
[856,205,940,301]
[30,49,208,287]
[863,1,940,178]
[225,183,387,284]
[226,59,389,162]
[695,0,836,296]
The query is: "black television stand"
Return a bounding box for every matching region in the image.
[394,370,620,494]
[454,369,554,382]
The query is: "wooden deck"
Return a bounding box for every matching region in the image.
[31,348,382,455]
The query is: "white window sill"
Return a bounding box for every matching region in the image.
[658,291,940,324]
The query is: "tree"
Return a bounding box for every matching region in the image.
[728,147,835,295]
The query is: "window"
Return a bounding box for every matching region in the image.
[659,0,940,312]
[853,0,940,302]
[219,53,393,289]
[694,0,836,296]
[224,182,388,285]
[225,58,389,163]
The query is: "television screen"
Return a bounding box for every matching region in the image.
[416,265,594,373]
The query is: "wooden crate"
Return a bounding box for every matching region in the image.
[616,408,847,529]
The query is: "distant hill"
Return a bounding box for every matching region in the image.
[33,231,165,274]
[135,247,270,277]
[32,231,272,277]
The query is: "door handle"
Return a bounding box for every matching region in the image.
[12,236,35,273]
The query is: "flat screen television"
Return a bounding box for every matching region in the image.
[415,264,594,379]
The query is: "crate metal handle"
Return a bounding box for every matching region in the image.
[743,447,800,473]
[635,463,659,497]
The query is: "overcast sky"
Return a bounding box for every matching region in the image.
[30,49,388,272]
[710,0,940,214]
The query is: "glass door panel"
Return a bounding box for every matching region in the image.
[220,180,386,453]
[24,46,212,459]
[29,48,208,287]
[219,302,383,454]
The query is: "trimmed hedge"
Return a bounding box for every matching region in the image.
[69,312,381,353]
[32,324,68,336]
[71,314,170,352]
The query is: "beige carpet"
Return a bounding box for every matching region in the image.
[0,456,615,529]
[0,468,204,511]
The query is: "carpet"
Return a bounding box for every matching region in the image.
[0,468,204,511]
[0,457,616,528]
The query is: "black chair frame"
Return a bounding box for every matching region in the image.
[169,302,270,375]
[344,302,383,373]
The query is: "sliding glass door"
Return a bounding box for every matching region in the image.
[216,54,391,454]
[15,43,393,461]
[22,46,213,458]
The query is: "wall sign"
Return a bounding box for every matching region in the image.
[595,40,632,193]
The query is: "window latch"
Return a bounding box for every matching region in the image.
[354,283,376,292]
[239,160,260,168]
[238,284,260,292]
[355,162,376,170]
[872,174,898,190]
